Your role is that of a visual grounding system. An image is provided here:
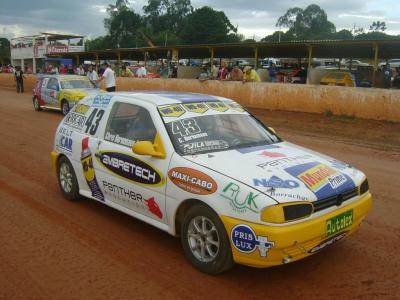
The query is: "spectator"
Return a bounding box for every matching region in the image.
[87,64,99,88]
[269,63,278,82]
[211,62,219,79]
[383,64,392,89]
[121,65,133,77]
[14,66,25,93]
[230,65,243,81]
[158,62,169,79]
[171,62,178,78]
[76,65,85,76]
[218,62,229,80]
[198,66,210,81]
[36,68,44,80]
[59,63,67,75]
[242,66,261,83]
[136,64,147,78]
[67,64,74,74]
[96,62,116,92]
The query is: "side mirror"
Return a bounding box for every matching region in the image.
[132,141,165,158]
[268,127,276,134]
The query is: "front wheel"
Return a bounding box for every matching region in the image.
[33,96,42,111]
[61,100,70,115]
[181,204,234,274]
[57,156,80,201]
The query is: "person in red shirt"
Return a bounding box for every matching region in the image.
[59,64,67,75]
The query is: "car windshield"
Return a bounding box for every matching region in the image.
[61,79,94,89]
[164,113,281,155]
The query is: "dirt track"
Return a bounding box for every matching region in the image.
[0,88,399,300]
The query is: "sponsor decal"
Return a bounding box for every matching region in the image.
[158,104,186,117]
[206,102,229,112]
[181,140,229,155]
[56,126,74,154]
[105,131,134,147]
[81,137,104,201]
[257,154,313,169]
[221,182,259,213]
[309,231,347,253]
[102,180,143,207]
[144,197,163,219]
[269,192,308,201]
[168,167,217,195]
[231,224,275,257]
[64,112,86,131]
[74,103,90,115]
[237,144,280,154]
[326,210,353,237]
[227,102,245,112]
[329,159,351,170]
[253,176,300,189]
[46,45,68,54]
[183,102,209,114]
[96,151,164,186]
[259,151,286,158]
[92,94,113,108]
[285,162,355,200]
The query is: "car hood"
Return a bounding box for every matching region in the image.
[183,142,365,203]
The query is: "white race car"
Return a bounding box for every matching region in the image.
[51,92,372,274]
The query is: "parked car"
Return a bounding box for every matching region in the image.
[33,75,100,115]
[340,59,369,69]
[261,58,282,69]
[320,72,356,87]
[378,59,400,69]
[51,91,372,274]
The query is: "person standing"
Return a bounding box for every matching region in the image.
[87,64,100,88]
[229,65,243,81]
[242,66,261,83]
[96,62,116,92]
[14,66,25,93]
[120,65,133,77]
[269,63,278,82]
[136,64,147,78]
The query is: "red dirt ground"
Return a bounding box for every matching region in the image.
[0,88,399,300]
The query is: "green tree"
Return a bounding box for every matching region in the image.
[179,6,237,44]
[333,29,353,40]
[0,38,11,58]
[369,21,387,32]
[276,4,335,40]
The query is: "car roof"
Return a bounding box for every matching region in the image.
[42,74,89,81]
[111,91,234,107]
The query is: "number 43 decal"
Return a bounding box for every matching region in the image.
[85,108,105,135]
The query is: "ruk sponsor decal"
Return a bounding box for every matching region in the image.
[231,224,275,257]
[309,231,347,253]
[253,176,300,189]
[285,162,356,200]
[92,94,113,108]
[221,182,259,213]
[168,167,217,195]
[96,151,164,186]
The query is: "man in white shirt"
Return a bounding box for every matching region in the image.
[97,62,116,91]
[136,64,147,78]
[87,64,100,88]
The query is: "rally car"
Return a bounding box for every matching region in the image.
[33,75,100,115]
[51,92,372,274]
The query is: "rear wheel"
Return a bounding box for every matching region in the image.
[61,100,70,115]
[181,204,234,274]
[57,156,80,201]
[33,96,42,111]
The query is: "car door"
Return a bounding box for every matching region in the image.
[94,100,171,224]
[44,77,60,107]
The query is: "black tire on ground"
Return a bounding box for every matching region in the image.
[181,204,234,274]
[61,100,70,115]
[57,156,80,201]
[33,96,42,111]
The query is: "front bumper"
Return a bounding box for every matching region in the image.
[220,192,372,268]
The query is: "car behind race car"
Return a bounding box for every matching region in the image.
[51,91,372,274]
[33,75,100,115]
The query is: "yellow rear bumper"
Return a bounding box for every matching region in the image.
[220,192,372,268]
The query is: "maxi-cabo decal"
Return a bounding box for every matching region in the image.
[96,151,164,186]
[231,224,275,257]
[285,162,356,200]
[168,167,217,195]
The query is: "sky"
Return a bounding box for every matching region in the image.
[1,0,400,41]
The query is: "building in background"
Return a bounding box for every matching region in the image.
[10,32,85,73]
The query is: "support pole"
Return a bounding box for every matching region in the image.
[307,45,313,84]
[210,47,214,66]
[372,43,379,88]
[76,55,80,66]
[254,46,259,68]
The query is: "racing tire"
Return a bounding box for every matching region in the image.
[181,204,234,274]
[57,156,80,201]
[61,100,70,116]
[33,96,42,111]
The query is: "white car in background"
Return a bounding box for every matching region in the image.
[51,91,372,274]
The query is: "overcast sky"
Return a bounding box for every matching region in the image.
[1,0,400,40]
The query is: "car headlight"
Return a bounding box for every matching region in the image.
[359,178,369,195]
[261,202,314,224]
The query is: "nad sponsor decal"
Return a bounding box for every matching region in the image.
[237,144,280,154]
[158,104,186,118]
[96,151,164,186]
[221,182,259,213]
[183,102,209,114]
[231,224,275,257]
[81,137,104,201]
[285,162,356,200]
[309,231,347,253]
[206,102,229,112]
[63,112,86,131]
[92,94,113,108]
[227,102,245,112]
[253,176,300,189]
[168,167,217,195]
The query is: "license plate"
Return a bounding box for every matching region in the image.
[326,210,353,237]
